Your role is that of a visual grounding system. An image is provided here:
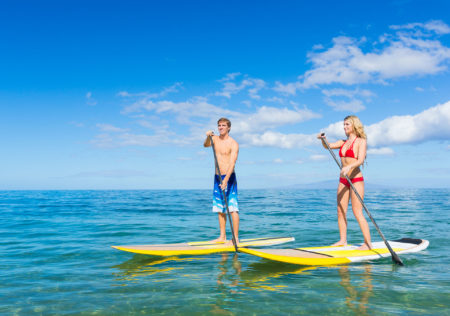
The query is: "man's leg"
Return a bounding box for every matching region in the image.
[211,212,227,242]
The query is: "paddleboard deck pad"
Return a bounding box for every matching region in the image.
[112,236,294,256]
[239,238,429,266]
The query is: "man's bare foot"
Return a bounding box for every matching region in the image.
[331,241,347,247]
[211,237,226,243]
[357,242,372,250]
[225,239,239,246]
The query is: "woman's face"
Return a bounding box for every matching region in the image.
[343,120,353,136]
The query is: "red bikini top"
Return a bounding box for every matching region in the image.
[339,138,358,159]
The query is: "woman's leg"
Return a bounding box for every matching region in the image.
[333,183,350,246]
[350,181,372,250]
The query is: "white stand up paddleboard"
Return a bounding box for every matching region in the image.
[112,236,295,256]
[239,238,429,266]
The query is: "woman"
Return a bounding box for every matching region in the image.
[318,115,372,250]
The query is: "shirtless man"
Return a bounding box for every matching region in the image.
[204,118,240,244]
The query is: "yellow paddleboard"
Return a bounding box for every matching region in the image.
[240,238,429,266]
[112,236,294,256]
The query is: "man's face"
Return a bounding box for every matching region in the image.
[218,122,229,135]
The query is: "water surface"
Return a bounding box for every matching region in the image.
[1,189,449,315]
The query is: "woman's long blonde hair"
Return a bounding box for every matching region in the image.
[344,115,366,139]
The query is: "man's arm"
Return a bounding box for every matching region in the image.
[204,131,214,147]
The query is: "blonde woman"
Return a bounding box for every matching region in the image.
[318,116,372,250]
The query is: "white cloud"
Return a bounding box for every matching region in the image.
[322,88,375,112]
[323,98,366,112]
[320,121,346,141]
[366,101,450,147]
[266,96,285,103]
[322,88,375,99]
[122,97,237,123]
[241,131,317,149]
[96,123,128,133]
[273,81,302,95]
[218,72,241,82]
[118,82,182,99]
[274,20,450,94]
[246,78,266,99]
[390,20,450,35]
[232,106,320,134]
[319,101,450,146]
[273,158,283,163]
[215,75,267,99]
[367,147,395,155]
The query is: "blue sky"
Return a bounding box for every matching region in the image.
[1,0,449,189]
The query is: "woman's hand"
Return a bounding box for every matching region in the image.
[340,165,351,177]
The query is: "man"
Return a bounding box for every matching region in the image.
[204,117,239,244]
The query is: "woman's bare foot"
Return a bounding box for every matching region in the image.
[211,237,226,243]
[331,240,347,247]
[357,242,372,250]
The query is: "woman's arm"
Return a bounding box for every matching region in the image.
[317,133,344,149]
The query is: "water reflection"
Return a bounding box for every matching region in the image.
[216,253,242,292]
[338,264,373,315]
[112,252,374,314]
[112,255,203,284]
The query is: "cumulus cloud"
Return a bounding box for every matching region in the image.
[122,97,237,124]
[97,87,322,148]
[273,81,302,95]
[320,101,450,147]
[232,106,320,134]
[366,101,450,147]
[390,20,450,35]
[241,131,317,149]
[274,20,450,95]
[215,73,267,99]
[321,88,375,112]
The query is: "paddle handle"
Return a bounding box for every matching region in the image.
[209,135,239,252]
[320,133,404,266]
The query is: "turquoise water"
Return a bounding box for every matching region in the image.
[1,189,449,315]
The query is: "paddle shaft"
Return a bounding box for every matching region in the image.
[209,135,238,252]
[320,134,404,266]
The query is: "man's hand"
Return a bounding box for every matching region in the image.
[220,181,227,191]
[206,130,214,137]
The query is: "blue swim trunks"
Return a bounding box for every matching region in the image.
[213,173,239,213]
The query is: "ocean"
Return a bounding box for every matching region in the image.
[1,189,449,315]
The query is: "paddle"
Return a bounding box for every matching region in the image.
[320,133,404,266]
[208,135,239,253]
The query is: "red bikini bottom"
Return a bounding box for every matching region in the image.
[339,177,364,188]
